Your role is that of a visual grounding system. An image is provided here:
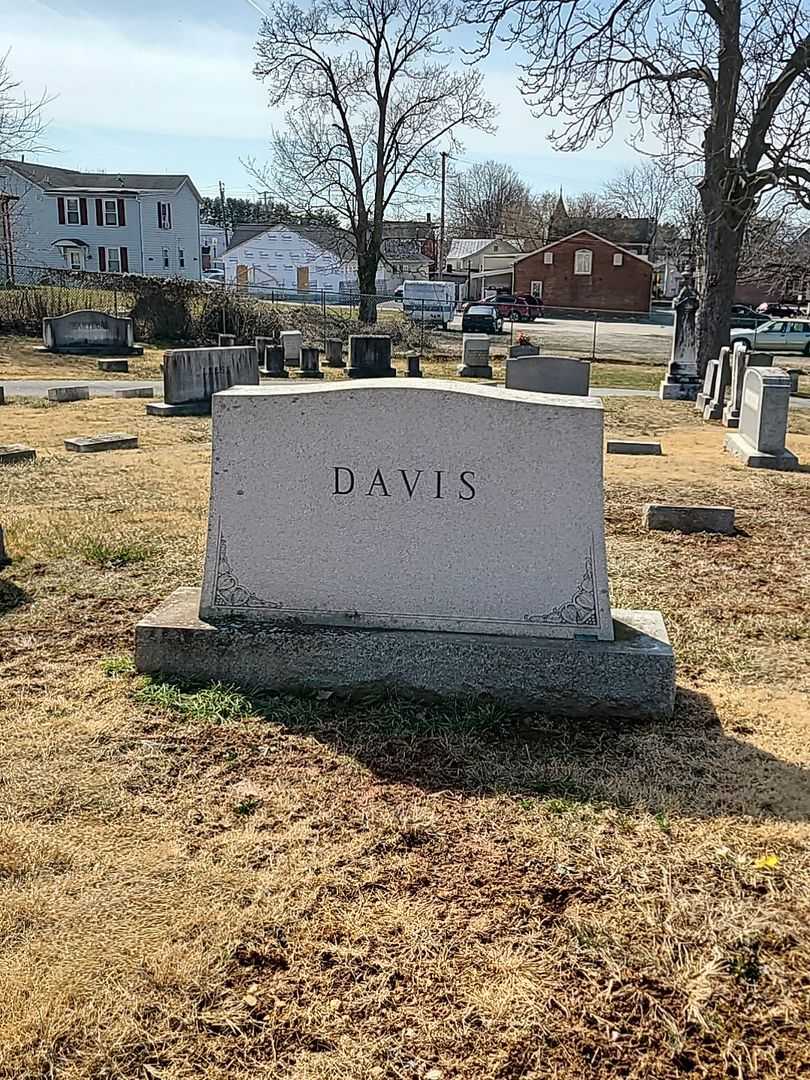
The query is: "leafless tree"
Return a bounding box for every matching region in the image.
[0,52,48,157]
[469,0,810,374]
[447,159,540,238]
[250,0,496,322]
[601,161,677,240]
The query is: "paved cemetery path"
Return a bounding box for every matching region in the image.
[2,378,809,408]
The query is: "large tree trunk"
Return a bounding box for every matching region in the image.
[696,209,742,377]
[357,251,379,324]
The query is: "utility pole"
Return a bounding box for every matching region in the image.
[219,180,229,246]
[439,151,448,280]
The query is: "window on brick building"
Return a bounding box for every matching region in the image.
[543,251,553,265]
[574,249,592,275]
[613,252,624,266]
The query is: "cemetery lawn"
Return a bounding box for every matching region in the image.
[1,395,809,1079]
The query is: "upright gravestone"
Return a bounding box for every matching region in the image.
[42,310,142,355]
[299,347,324,379]
[262,345,288,379]
[218,334,236,347]
[659,276,701,401]
[723,348,773,428]
[281,331,302,367]
[696,356,718,413]
[146,346,259,416]
[255,337,275,369]
[459,335,493,378]
[347,336,396,378]
[506,355,590,396]
[724,367,798,470]
[135,380,675,719]
[0,525,10,568]
[406,352,422,378]
[325,339,345,368]
[702,346,731,421]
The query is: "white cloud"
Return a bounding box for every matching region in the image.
[5,2,275,140]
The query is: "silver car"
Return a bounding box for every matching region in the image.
[730,318,810,355]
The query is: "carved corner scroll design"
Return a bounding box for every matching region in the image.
[213,526,281,609]
[523,551,599,627]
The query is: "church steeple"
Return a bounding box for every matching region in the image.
[552,188,568,223]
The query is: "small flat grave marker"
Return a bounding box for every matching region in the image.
[643,504,735,535]
[0,444,36,465]
[97,359,129,373]
[48,385,90,403]
[113,386,154,398]
[64,433,138,453]
[606,441,662,456]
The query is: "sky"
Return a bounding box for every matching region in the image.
[3,0,646,213]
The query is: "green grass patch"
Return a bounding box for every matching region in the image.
[134,678,256,724]
[77,538,153,569]
[100,655,136,678]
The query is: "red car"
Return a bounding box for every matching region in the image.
[490,293,544,321]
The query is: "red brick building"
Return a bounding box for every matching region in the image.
[513,230,653,315]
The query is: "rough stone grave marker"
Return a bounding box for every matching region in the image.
[42,310,142,355]
[506,355,590,396]
[724,367,798,470]
[147,346,258,416]
[135,380,675,718]
[0,525,10,568]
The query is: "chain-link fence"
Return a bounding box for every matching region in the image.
[0,264,674,367]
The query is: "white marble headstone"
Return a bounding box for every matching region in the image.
[739,366,792,454]
[199,380,614,641]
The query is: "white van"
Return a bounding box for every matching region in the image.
[402,280,457,328]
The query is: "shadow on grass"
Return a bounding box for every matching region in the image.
[0,577,31,614]
[137,676,810,822]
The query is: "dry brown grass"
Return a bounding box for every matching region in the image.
[0,334,165,380]
[1,392,809,1080]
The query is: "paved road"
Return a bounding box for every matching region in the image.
[1,378,809,408]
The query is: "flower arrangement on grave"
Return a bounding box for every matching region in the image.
[517,333,533,346]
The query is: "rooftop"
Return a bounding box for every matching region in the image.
[0,159,196,196]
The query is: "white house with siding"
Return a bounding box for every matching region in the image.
[223,221,434,294]
[0,159,202,282]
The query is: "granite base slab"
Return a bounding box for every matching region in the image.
[135,588,676,720]
[146,400,211,417]
[724,432,799,471]
[659,379,699,401]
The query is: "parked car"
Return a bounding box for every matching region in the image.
[202,267,225,284]
[513,293,544,319]
[756,301,799,317]
[730,304,769,327]
[730,318,810,355]
[461,303,504,334]
[488,293,541,322]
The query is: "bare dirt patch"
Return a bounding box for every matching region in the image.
[1,393,808,1079]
